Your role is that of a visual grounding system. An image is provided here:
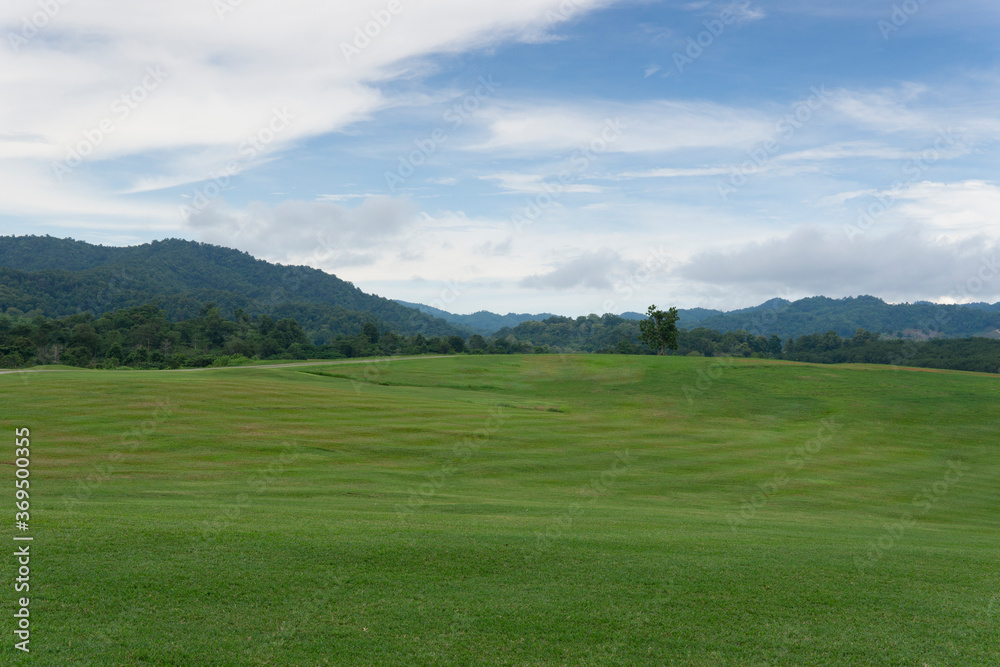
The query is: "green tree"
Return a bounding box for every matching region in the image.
[638,305,680,355]
[362,321,380,344]
[70,323,100,355]
[106,342,126,365]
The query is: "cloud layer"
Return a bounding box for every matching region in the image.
[1,0,998,314]
[679,226,1000,302]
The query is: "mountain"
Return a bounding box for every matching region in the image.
[491,296,1000,352]
[397,294,1000,340]
[0,235,463,339]
[688,295,1000,339]
[395,300,558,335]
[401,304,723,334]
[960,302,1000,313]
[4,236,998,343]
[620,307,723,324]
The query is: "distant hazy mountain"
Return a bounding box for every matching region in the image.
[960,302,1000,313]
[620,307,723,324]
[396,300,557,335]
[690,295,1000,339]
[0,235,463,338]
[5,236,998,342]
[399,302,724,335]
[414,295,1000,340]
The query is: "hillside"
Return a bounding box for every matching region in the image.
[5,356,998,663]
[0,235,463,338]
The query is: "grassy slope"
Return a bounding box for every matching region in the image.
[3,355,999,665]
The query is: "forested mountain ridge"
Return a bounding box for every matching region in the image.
[4,235,999,344]
[0,235,463,339]
[423,296,1000,340]
[397,303,724,335]
[691,295,1000,339]
[395,300,558,335]
[620,307,724,324]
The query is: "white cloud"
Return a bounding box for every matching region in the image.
[776,141,949,163]
[816,189,878,206]
[0,0,622,223]
[187,196,421,268]
[727,1,766,22]
[890,180,1000,237]
[469,100,774,154]
[483,172,605,194]
[678,225,1000,302]
[827,84,1000,140]
[520,248,638,290]
[613,166,734,179]
[316,193,383,202]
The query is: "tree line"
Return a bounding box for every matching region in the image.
[1,301,997,374]
[0,303,535,370]
[493,310,1000,374]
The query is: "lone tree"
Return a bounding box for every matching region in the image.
[638,304,679,355]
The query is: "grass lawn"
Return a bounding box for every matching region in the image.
[3,354,999,665]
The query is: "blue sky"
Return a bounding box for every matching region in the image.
[1,0,999,314]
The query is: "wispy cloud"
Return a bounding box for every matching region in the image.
[470,100,773,154]
[612,166,734,179]
[483,172,605,194]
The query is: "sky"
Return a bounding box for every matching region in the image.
[1,0,999,316]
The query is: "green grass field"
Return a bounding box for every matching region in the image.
[3,355,999,665]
